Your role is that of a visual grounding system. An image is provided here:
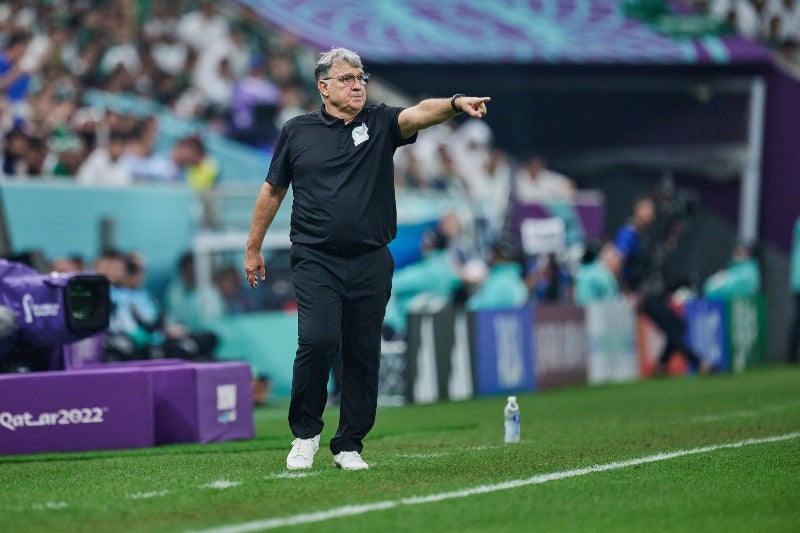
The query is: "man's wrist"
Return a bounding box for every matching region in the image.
[450,93,465,113]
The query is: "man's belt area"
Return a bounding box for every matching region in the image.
[302,242,384,258]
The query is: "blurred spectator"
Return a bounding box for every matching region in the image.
[118,116,181,184]
[176,1,229,54]
[702,241,761,298]
[165,250,224,336]
[1,126,30,175]
[514,154,575,204]
[98,22,141,81]
[105,251,162,359]
[275,84,307,128]
[574,241,623,306]
[171,134,219,192]
[227,55,281,148]
[50,253,85,273]
[614,194,656,294]
[526,251,573,303]
[514,154,584,248]
[709,0,800,65]
[466,238,529,311]
[615,194,711,374]
[76,129,133,186]
[92,247,127,287]
[450,119,509,253]
[383,225,464,339]
[0,30,32,122]
[100,250,222,362]
[214,264,258,314]
[395,149,437,189]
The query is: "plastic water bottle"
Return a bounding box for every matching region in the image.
[503,395,520,443]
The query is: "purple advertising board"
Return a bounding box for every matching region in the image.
[533,304,589,389]
[81,359,255,444]
[0,368,154,455]
[470,306,535,396]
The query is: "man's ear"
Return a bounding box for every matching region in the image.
[317,80,329,98]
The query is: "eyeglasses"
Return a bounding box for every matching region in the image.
[322,73,370,86]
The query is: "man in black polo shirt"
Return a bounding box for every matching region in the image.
[244,47,490,471]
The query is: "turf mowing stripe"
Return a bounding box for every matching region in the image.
[192,431,800,533]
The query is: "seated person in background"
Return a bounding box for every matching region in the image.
[383,226,465,339]
[467,238,529,311]
[104,251,162,359]
[213,264,258,314]
[163,251,224,360]
[173,135,219,193]
[702,242,761,299]
[574,241,623,306]
[103,251,220,362]
[76,130,133,186]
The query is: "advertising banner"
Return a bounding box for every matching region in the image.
[404,308,473,404]
[470,305,535,396]
[684,298,729,372]
[534,304,589,389]
[0,368,154,455]
[725,295,767,372]
[585,300,638,384]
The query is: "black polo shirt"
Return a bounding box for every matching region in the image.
[266,104,417,254]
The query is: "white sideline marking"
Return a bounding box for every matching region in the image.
[201,480,241,490]
[128,490,169,500]
[191,431,800,533]
[267,471,320,480]
[692,402,800,423]
[32,501,68,511]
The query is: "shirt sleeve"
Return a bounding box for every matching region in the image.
[265,125,292,187]
[614,226,637,259]
[381,104,417,149]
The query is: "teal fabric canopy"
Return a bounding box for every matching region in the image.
[239,0,771,65]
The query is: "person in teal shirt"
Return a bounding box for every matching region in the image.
[383,228,463,336]
[574,242,622,306]
[788,217,800,364]
[702,242,760,299]
[467,239,529,311]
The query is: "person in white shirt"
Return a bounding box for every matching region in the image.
[76,131,133,187]
[514,154,575,204]
[176,1,230,53]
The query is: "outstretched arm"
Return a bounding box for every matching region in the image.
[398,95,490,139]
[244,182,288,288]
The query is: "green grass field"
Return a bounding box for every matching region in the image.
[3,366,799,533]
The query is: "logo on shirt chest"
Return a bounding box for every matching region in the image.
[352,123,369,147]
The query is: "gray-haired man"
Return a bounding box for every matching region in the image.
[244,47,490,470]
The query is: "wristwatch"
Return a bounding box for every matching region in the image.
[450,93,465,113]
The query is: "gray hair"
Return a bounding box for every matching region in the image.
[314,47,363,81]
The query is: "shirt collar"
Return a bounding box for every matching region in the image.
[318,104,368,126]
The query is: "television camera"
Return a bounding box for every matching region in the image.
[0,259,110,372]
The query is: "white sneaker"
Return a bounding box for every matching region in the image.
[286,435,320,470]
[333,451,369,470]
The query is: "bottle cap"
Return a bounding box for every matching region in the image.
[508,396,516,402]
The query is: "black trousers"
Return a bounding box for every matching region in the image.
[641,294,702,368]
[288,243,393,454]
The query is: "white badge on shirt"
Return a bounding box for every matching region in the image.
[352,124,369,147]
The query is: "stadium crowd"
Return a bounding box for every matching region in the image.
[0,0,774,365]
[0,0,319,184]
[707,0,800,67]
